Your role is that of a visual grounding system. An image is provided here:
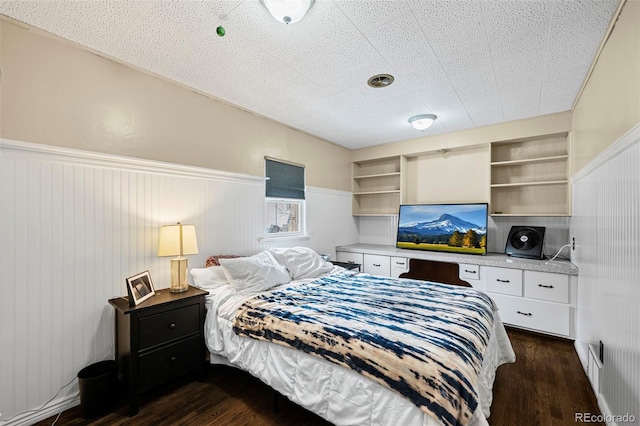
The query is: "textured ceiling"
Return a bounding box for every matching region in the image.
[0,0,620,149]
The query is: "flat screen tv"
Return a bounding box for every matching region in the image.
[396,203,488,255]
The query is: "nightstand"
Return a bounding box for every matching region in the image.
[108,286,208,415]
[330,261,361,271]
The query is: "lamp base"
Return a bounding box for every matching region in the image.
[169,257,190,293]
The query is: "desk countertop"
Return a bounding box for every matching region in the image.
[336,243,578,275]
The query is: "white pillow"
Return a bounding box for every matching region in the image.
[190,266,229,290]
[219,250,291,293]
[268,246,334,279]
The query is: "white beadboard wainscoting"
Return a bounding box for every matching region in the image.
[0,139,358,425]
[357,210,571,257]
[571,123,640,423]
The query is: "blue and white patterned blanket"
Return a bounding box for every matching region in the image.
[233,272,495,426]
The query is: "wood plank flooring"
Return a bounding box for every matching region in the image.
[34,327,602,426]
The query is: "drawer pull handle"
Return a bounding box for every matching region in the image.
[373,264,381,267]
[170,356,176,362]
[464,269,477,274]
[517,311,532,317]
[396,262,404,265]
[496,279,510,283]
[169,323,176,329]
[538,284,554,289]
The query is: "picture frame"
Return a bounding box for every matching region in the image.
[125,270,155,306]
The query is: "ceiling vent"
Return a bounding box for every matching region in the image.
[367,74,394,88]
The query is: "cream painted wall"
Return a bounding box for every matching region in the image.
[0,19,351,191]
[405,144,491,204]
[351,112,572,162]
[572,0,640,174]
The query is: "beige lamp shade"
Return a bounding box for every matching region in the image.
[158,223,198,257]
[158,223,198,293]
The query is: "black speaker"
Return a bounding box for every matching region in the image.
[505,226,546,259]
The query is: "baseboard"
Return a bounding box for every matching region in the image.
[0,394,79,426]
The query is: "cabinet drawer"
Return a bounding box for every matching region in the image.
[336,252,364,266]
[484,267,523,296]
[363,254,391,276]
[390,257,408,278]
[489,293,570,336]
[138,335,203,391]
[524,271,569,303]
[139,304,200,350]
[459,264,480,281]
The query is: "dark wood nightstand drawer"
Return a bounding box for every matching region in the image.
[138,304,200,350]
[109,286,208,415]
[138,335,202,391]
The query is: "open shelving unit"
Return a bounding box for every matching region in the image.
[490,133,570,216]
[352,156,406,216]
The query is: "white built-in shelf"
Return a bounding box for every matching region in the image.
[352,156,406,216]
[490,180,569,188]
[353,172,401,180]
[353,190,401,195]
[490,133,570,216]
[490,155,569,167]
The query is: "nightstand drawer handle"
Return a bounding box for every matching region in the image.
[464,269,477,274]
[373,263,381,267]
[517,311,532,317]
[496,279,510,283]
[169,323,176,329]
[538,284,554,289]
[170,356,176,362]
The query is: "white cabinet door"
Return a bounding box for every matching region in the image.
[524,271,569,303]
[489,293,570,337]
[390,257,408,278]
[484,267,523,296]
[363,254,391,277]
[336,252,363,266]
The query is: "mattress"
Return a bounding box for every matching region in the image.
[204,269,515,426]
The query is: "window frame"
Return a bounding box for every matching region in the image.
[264,158,306,239]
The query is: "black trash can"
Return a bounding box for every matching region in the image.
[77,360,117,418]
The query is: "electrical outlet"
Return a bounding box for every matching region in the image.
[572,237,575,250]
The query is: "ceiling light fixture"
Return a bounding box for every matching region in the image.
[261,0,315,25]
[409,114,437,130]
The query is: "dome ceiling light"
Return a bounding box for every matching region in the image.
[261,0,315,25]
[409,114,437,130]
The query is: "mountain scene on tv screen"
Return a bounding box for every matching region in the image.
[397,213,487,254]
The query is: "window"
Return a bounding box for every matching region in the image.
[265,158,305,236]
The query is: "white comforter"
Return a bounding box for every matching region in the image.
[204,268,515,426]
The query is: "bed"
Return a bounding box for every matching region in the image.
[190,247,515,426]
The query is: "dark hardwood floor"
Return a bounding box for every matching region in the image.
[35,327,602,426]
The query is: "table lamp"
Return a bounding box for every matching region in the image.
[158,222,198,293]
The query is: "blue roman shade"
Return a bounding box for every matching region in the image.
[265,158,305,200]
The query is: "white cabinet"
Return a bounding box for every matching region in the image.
[363,254,391,276]
[484,268,523,296]
[524,270,569,303]
[489,293,570,337]
[337,252,406,277]
[390,257,408,278]
[336,252,363,268]
[482,266,574,337]
[459,263,480,282]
